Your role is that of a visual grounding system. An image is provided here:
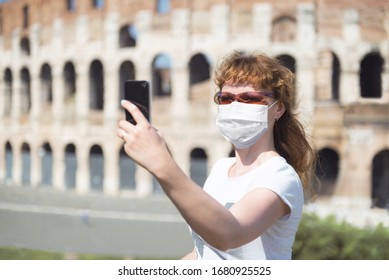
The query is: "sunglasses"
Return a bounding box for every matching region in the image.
[216,91,275,105]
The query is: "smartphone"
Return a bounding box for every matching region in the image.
[124,80,151,124]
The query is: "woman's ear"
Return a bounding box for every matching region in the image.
[275,102,286,120]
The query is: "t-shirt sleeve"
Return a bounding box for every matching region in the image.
[248,159,304,220]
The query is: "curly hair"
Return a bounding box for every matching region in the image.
[214,50,318,200]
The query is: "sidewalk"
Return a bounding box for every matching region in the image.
[0,186,193,259]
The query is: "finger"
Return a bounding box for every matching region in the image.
[118,119,134,133]
[121,100,148,126]
[117,128,127,140]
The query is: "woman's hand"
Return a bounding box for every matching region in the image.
[117,100,172,176]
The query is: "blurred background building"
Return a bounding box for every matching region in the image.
[0,0,388,228]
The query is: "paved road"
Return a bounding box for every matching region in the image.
[0,186,193,259]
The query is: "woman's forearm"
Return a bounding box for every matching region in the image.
[152,158,241,251]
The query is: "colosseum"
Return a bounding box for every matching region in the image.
[0,0,388,227]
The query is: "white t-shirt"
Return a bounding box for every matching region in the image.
[190,156,304,260]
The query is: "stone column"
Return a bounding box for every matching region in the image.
[211,4,229,43]
[340,58,359,105]
[297,3,316,46]
[343,9,360,43]
[334,128,373,211]
[103,141,119,196]
[29,68,40,126]
[135,167,153,197]
[253,3,272,46]
[53,143,65,191]
[76,63,89,126]
[103,62,118,127]
[52,64,65,125]
[171,65,189,125]
[30,142,40,188]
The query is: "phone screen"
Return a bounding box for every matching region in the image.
[124,80,151,124]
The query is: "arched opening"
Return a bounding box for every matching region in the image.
[156,0,170,14]
[190,148,208,187]
[4,68,12,117]
[271,16,296,42]
[40,142,52,187]
[20,68,31,115]
[189,53,210,85]
[40,63,53,108]
[119,61,135,103]
[89,145,104,191]
[64,62,76,102]
[20,37,30,56]
[64,144,77,189]
[189,53,210,102]
[21,142,31,186]
[152,54,172,97]
[89,60,104,110]
[371,150,389,208]
[63,62,77,120]
[5,141,12,184]
[119,24,137,48]
[66,0,76,11]
[276,54,296,73]
[316,148,339,196]
[92,0,104,9]
[331,53,340,100]
[360,52,384,98]
[119,147,136,191]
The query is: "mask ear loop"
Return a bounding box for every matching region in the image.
[268,100,279,125]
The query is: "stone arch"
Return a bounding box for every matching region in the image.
[371,149,389,208]
[188,53,211,102]
[119,24,137,48]
[89,144,104,191]
[316,147,340,196]
[64,143,77,189]
[152,54,172,97]
[20,36,30,56]
[271,15,296,42]
[89,60,104,110]
[40,63,53,108]
[119,146,136,191]
[360,52,384,98]
[119,60,136,102]
[276,54,296,73]
[21,142,31,186]
[40,142,53,187]
[20,67,31,115]
[3,68,12,117]
[63,61,76,103]
[4,141,13,184]
[190,147,208,187]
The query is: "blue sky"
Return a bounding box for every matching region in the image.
[0,0,9,3]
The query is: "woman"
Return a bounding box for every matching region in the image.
[117,50,317,260]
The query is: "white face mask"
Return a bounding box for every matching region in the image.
[216,101,278,149]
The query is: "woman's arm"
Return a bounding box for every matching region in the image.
[118,101,289,251]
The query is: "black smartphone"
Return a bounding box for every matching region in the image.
[124,80,151,124]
